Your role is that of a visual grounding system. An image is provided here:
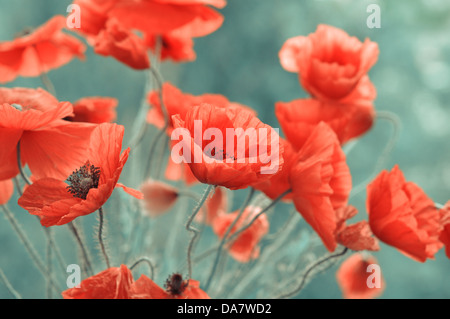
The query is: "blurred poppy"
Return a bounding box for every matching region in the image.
[290,122,352,252]
[65,97,118,123]
[18,123,137,227]
[140,179,179,216]
[196,186,228,224]
[145,31,196,62]
[0,179,14,205]
[212,205,269,263]
[0,15,85,83]
[171,103,282,190]
[366,165,442,262]
[336,253,384,299]
[94,18,150,69]
[62,264,134,299]
[0,87,94,181]
[279,24,378,102]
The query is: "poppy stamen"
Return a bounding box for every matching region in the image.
[164,273,188,296]
[66,162,101,200]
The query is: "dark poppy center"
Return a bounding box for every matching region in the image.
[164,273,188,296]
[66,162,101,200]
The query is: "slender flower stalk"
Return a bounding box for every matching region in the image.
[0,267,22,299]
[186,185,214,280]
[98,207,111,269]
[129,257,155,279]
[16,142,31,186]
[68,222,94,277]
[277,247,349,299]
[204,188,256,290]
[1,205,62,293]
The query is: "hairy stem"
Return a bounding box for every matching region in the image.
[98,207,111,269]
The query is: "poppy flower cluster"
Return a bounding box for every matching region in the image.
[72,0,226,67]
[277,24,378,148]
[62,265,209,299]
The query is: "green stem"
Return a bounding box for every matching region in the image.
[277,247,349,299]
[0,267,22,299]
[203,188,255,291]
[186,185,214,280]
[129,257,155,280]
[68,222,94,276]
[98,207,111,269]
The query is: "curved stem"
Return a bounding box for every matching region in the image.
[98,207,111,269]
[145,67,169,179]
[204,188,256,291]
[277,247,349,299]
[68,222,94,276]
[350,111,401,198]
[186,185,214,280]
[0,267,22,299]
[1,205,62,293]
[129,257,155,280]
[226,189,292,245]
[40,73,56,97]
[16,142,31,185]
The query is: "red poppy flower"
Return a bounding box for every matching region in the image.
[66,97,118,123]
[145,31,196,62]
[290,122,352,252]
[0,15,85,83]
[438,201,450,258]
[165,153,199,185]
[62,264,134,299]
[196,186,228,224]
[279,24,379,102]
[171,103,282,190]
[94,18,150,69]
[275,89,375,149]
[18,123,137,227]
[146,82,248,133]
[335,206,380,252]
[252,138,295,201]
[0,87,95,181]
[336,253,384,299]
[131,274,210,299]
[212,205,269,263]
[366,165,443,262]
[0,179,14,205]
[140,179,179,216]
[108,0,225,36]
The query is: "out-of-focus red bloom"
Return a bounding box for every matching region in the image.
[65,97,118,123]
[140,179,179,216]
[279,24,379,102]
[275,88,375,149]
[212,205,269,263]
[0,16,85,83]
[108,0,225,36]
[336,253,384,299]
[0,87,94,181]
[18,123,136,227]
[335,206,379,251]
[367,165,443,262]
[439,201,450,258]
[0,179,14,205]
[290,122,352,252]
[145,31,196,62]
[171,103,282,190]
[62,264,134,299]
[131,274,210,299]
[94,18,150,69]
[196,186,228,224]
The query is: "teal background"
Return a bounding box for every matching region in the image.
[0,0,449,298]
